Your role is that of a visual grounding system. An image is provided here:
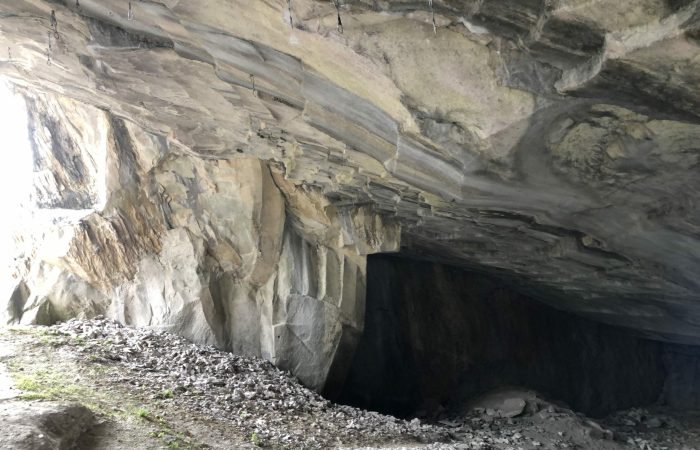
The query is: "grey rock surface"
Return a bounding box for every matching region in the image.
[1,0,700,393]
[1,89,398,394]
[45,318,692,450]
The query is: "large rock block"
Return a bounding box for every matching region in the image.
[0,401,95,450]
[271,226,367,392]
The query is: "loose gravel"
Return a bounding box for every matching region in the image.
[30,318,700,450]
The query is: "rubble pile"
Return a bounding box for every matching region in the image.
[54,318,452,449]
[46,319,700,450]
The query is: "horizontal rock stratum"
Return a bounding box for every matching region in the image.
[1,0,700,393]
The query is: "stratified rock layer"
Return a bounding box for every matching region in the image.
[1,0,700,391]
[2,89,399,394]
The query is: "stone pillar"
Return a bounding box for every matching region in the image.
[270,225,367,394]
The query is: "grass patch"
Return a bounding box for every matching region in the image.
[3,328,209,449]
[250,431,262,446]
[6,326,69,348]
[7,326,55,335]
[11,368,204,448]
[6,326,45,336]
[6,357,114,416]
[132,407,152,420]
[156,388,174,399]
[12,368,86,402]
[15,375,42,391]
[142,409,204,449]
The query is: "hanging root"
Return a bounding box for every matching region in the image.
[287,0,294,28]
[128,1,134,20]
[428,0,436,34]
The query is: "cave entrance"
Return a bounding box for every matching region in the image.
[0,80,33,278]
[336,253,667,419]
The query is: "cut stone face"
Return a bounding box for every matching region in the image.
[2,0,700,394]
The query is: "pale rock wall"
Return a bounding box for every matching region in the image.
[3,0,700,392]
[24,90,109,210]
[2,89,400,393]
[0,0,699,344]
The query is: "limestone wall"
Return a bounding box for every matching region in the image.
[2,89,400,394]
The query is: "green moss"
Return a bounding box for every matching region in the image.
[12,369,87,403]
[15,375,42,391]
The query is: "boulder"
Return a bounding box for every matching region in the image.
[0,401,95,450]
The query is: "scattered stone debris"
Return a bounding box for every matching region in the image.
[53,318,451,449]
[3,319,700,449]
[605,407,700,450]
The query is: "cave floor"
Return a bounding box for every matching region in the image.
[0,320,697,450]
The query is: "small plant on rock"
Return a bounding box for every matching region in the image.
[156,388,174,399]
[134,407,150,419]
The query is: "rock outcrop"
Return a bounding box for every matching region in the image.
[0,401,95,450]
[1,0,700,393]
[2,89,399,394]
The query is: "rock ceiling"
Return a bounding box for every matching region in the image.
[1,0,700,344]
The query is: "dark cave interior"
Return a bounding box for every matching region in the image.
[337,254,700,419]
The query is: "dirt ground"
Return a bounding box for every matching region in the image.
[1,321,699,450]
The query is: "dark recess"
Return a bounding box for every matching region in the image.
[337,254,666,418]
